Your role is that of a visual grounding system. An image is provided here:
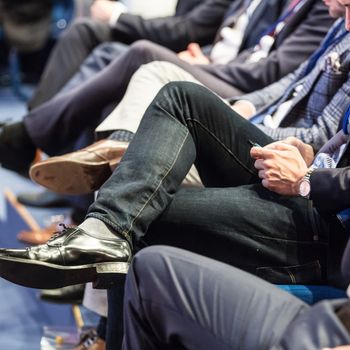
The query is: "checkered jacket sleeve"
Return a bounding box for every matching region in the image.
[233,71,298,111]
[257,70,350,150]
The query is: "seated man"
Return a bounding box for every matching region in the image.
[29,0,331,110]
[27,10,350,194]
[0,0,342,182]
[123,245,350,349]
[29,0,233,108]
[8,0,331,249]
[0,80,349,291]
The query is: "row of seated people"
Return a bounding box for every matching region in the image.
[2,0,350,348]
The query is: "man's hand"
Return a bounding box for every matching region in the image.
[250,142,308,196]
[91,0,116,22]
[265,137,314,167]
[178,43,210,65]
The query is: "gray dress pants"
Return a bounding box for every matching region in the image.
[24,40,243,156]
[123,246,350,350]
[28,18,113,109]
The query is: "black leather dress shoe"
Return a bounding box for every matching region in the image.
[40,284,85,304]
[0,227,131,289]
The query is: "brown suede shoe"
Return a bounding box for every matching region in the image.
[29,140,128,195]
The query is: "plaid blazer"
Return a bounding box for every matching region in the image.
[243,19,350,150]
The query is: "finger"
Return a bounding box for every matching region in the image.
[284,136,299,145]
[254,159,264,170]
[187,43,197,55]
[263,141,279,150]
[250,146,264,159]
[250,147,277,160]
[188,43,202,56]
[258,170,266,179]
[261,178,269,189]
[269,142,296,151]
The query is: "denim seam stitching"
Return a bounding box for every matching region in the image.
[123,129,190,238]
[184,117,257,175]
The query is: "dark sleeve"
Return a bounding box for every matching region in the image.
[175,0,203,16]
[199,1,334,93]
[110,0,232,52]
[310,167,350,213]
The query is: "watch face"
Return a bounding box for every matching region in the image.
[299,180,311,197]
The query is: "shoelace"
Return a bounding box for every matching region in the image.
[47,223,70,243]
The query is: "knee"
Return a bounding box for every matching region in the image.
[94,42,121,52]
[89,42,123,60]
[137,61,168,74]
[130,246,181,282]
[131,246,165,277]
[139,60,184,76]
[159,81,204,101]
[129,39,160,58]
[134,61,179,83]
[64,18,92,36]
[63,18,105,41]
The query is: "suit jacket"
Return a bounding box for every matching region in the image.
[200,0,334,93]
[214,0,288,53]
[243,20,350,151]
[311,164,350,213]
[110,0,233,52]
[175,0,203,16]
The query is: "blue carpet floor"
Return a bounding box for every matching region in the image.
[0,87,79,349]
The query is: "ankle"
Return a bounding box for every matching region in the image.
[79,218,121,241]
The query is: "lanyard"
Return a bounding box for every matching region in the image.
[343,105,350,135]
[303,19,347,76]
[256,0,306,42]
[251,21,347,126]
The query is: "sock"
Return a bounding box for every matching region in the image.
[2,121,35,150]
[0,121,36,173]
[79,218,120,240]
[107,130,134,143]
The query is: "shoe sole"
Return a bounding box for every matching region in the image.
[30,159,112,195]
[0,256,129,289]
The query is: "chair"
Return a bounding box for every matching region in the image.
[278,284,347,304]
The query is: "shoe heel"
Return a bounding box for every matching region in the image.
[93,262,129,289]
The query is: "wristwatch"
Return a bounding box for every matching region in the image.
[298,167,316,198]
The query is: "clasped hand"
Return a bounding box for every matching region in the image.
[250,137,314,196]
[177,43,210,65]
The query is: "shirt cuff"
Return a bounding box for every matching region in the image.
[109,2,128,27]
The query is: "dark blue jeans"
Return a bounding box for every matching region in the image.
[87,81,347,287]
